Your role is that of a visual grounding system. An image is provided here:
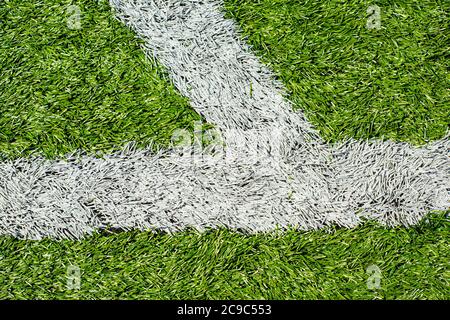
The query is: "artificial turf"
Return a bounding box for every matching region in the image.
[0,213,448,300]
[0,0,448,300]
[224,0,449,144]
[0,0,200,159]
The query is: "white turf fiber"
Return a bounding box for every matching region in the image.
[0,0,448,239]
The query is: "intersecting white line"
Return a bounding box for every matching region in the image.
[0,0,448,239]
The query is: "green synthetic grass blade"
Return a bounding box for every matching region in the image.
[0,213,448,299]
[0,0,200,159]
[224,0,449,144]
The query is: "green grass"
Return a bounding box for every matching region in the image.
[224,0,449,144]
[0,213,448,299]
[0,0,448,299]
[0,0,200,159]
[1,0,448,157]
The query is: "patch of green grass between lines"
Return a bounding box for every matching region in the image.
[0,213,448,299]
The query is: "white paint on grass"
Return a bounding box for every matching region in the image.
[0,0,448,239]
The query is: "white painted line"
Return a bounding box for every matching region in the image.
[0,0,447,239]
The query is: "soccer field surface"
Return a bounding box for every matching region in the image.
[0,0,448,299]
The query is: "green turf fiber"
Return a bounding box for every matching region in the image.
[224,0,449,144]
[0,0,200,159]
[0,213,448,299]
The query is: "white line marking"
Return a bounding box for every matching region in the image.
[0,0,447,239]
